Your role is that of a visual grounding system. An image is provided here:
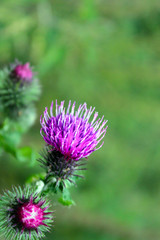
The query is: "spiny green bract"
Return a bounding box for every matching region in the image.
[38,147,87,189]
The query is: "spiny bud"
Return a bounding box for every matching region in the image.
[0,60,41,120]
[0,186,54,240]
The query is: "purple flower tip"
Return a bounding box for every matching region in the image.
[40,100,108,161]
[18,202,44,229]
[13,63,33,81]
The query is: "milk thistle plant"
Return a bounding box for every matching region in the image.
[0,61,108,239]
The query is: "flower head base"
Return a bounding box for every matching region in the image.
[0,186,53,240]
[38,148,87,188]
[40,100,108,161]
[11,62,33,82]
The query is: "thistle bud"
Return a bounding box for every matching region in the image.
[0,186,53,240]
[0,60,41,120]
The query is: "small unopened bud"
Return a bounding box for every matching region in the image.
[12,63,33,82]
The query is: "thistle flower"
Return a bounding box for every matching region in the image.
[40,100,108,161]
[11,62,33,82]
[38,147,87,187]
[0,186,53,240]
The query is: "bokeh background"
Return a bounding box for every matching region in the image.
[0,0,160,239]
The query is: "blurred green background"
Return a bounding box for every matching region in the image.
[1,0,160,239]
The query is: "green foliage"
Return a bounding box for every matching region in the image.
[16,146,37,165]
[0,119,21,156]
[0,117,37,165]
[26,173,79,207]
[58,187,75,206]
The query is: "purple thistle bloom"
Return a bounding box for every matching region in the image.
[12,62,33,82]
[40,100,108,161]
[0,186,53,240]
